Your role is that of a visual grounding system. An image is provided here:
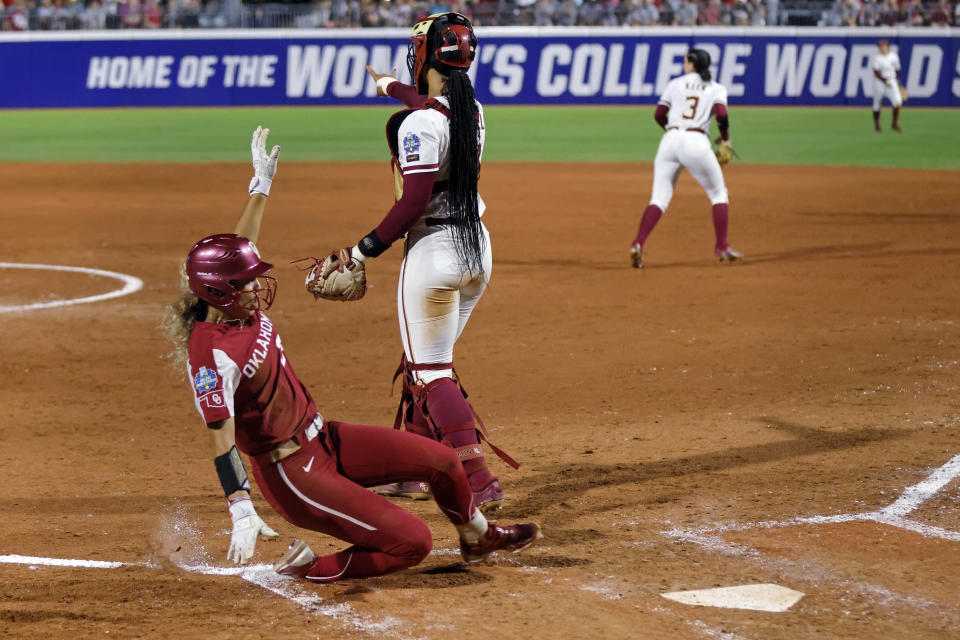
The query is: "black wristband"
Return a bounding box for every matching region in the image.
[358,230,390,258]
[716,114,730,134]
[214,445,251,497]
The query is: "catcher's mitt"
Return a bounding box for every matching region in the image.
[898,84,908,102]
[303,248,367,302]
[714,139,736,166]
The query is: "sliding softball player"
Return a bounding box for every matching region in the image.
[165,127,540,581]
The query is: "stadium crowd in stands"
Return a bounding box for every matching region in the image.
[1,0,957,30]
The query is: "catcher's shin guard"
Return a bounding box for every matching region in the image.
[393,356,519,511]
[423,378,487,473]
[421,377,504,510]
[392,355,436,439]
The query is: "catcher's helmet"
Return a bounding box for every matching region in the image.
[185,233,276,310]
[407,12,477,94]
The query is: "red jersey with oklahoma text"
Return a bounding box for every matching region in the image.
[186,312,317,456]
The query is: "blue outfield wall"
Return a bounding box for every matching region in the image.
[1,27,959,108]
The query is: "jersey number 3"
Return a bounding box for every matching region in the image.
[682,96,699,120]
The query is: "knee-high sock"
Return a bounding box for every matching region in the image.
[873,110,881,127]
[424,378,496,491]
[892,107,900,127]
[712,203,729,251]
[634,204,663,248]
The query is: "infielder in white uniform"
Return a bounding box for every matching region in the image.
[328,13,514,514]
[872,39,903,133]
[630,48,742,268]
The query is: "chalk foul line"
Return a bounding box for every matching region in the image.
[663,452,960,546]
[0,554,406,635]
[0,262,143,312]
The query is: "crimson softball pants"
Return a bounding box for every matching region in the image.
[251,420,474,582]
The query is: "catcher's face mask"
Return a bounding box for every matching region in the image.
[407,12,477,94]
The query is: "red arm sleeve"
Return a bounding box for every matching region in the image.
[654,104,668,129]
[386,82,428,108]
[874,70,885,81]
[712,103,730,141]
[373,171,436,246]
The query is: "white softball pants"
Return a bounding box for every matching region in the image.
[872,78,902,110]
[397,221,492,385]
[649,129,728,211]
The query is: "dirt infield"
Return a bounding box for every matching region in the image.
[1,162,959,639]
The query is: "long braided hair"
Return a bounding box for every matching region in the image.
[442,69,485,276]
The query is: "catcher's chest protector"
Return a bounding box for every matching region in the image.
[385,98,451,201]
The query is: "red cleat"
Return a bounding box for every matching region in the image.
[460,522,542,563]
[473,478,504,514]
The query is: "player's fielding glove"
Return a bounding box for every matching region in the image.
[898,84,908,102]
[714,138,736,166]
[302,247,367,302]
[227,497,278,564]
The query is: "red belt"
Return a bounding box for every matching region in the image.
[666,126,705,134]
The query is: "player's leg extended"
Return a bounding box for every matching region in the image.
[332,421,475,523]
[888,84,903,132]
[399,227,505,512]
[680,134,741,261]
[872,81,884,131]
[632,135,681,267]
[251,437,433,582]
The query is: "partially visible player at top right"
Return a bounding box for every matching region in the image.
[872,39,903,133]
[630,48,741,269]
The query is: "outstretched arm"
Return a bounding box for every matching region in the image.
[234,126,280,243]
[209,417,279,564]
[366,64,428,108]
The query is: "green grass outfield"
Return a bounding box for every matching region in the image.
[1,106,956,170]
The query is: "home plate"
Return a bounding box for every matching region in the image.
[661,584,804,612]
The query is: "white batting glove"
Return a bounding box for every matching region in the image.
[227,497,279,564]
[249,125,281,197]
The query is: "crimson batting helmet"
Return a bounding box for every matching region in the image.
[185,233,276,309]
[407,12,477,94]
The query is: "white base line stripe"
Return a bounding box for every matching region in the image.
[0,262,143,313]
[0,554,123,569]
[0,555,402,632]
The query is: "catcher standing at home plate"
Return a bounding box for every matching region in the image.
[165,127,539,581]
[630,48,742,269]
[306,13,515,514]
